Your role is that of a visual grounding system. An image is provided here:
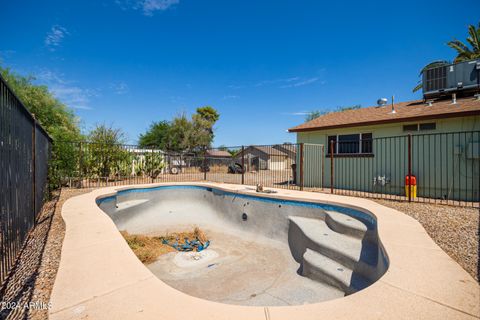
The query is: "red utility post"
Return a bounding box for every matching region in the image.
[407,134,412,202]
[241,146,245,185]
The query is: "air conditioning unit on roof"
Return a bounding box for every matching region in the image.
[422,59,480,99]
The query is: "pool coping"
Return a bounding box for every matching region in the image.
[50,182,480,320]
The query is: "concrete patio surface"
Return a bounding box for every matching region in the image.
[49,182,480,320]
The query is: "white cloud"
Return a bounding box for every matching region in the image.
[45,25,69,51]
[116,0,179,16]
[280,77,319,88]
[222,95,239,100]
[50,86,96,110]
[142,0,179,15]
[36,69,67,84]
[110,81,129,94]
[36,69,96,110]
[255,77,300,87]
[227,84,245,89]
[231,76,320,89]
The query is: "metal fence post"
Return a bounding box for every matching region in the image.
[32,118,36,224]
[330,139,334,194]
[408,134,412,202]
[151,149,154,184]
[203,148,207,181]
[299,143,304,191]
[79,142,83,185]
[321,145,325,190]
[241,145,245,185]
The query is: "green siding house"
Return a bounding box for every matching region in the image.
[289,97,480,202]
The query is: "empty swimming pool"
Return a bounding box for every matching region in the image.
[97,185,388,306]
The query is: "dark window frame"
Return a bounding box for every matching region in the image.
[403,124,419,132]
[403,122,436,132]
[419,122,436,131]
[326,133,374,157]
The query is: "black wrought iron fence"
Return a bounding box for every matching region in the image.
[53,142,326,191]
[324,132,480,207]
[0,74,52,286]
[54,131,479,208]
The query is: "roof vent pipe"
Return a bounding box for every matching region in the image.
[390,95,396,114]
[452,93,457,105]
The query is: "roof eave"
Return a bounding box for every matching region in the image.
[288,110,480,133]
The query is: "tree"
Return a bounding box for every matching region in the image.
[86,124,127,179]
[166,113,193,152]
[305,110,323,122]
[305,105,361,122]
[337,104,361,112]
[0,67,81,140]
[137,106,220,153]
[447,22,480,63]
[196,106,220,123]
[0,66,83,189]
[413,21,479,92]
[138,120,170,149]
[191,106,220,150]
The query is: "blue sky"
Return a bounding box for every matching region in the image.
[1,0,479,145]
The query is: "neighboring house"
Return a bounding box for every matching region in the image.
[288,96,480,201]
[235,146,292,171]
[206,149,232,158]
[272,143,297,161]
[206,149,232,165]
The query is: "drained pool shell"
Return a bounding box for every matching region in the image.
[97,185,388,305]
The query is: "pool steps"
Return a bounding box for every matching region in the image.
[115,199,149,211]
[325,211,368,239]
[302,249,370,294]
[288,213,379,294]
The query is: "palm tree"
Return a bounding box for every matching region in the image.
[413,22,480,92]
[447,22,480,62]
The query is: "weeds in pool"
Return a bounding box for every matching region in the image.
[120,231,175,264]
[120,227,210,263]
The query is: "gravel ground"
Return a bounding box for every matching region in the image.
[374,199,480,282]
[0,188,92,320]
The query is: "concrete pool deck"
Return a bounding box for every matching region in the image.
[50,182,480,320]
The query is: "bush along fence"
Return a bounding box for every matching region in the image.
[54,132,480,208]
[0,74,52,287]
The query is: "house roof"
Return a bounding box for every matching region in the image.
[206,149,232,157]
[240,146,290,157]
[273,144,297,155]
[288,97,480,133]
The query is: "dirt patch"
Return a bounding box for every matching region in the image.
[374,199,479,282]
[0,188,93,320]
[121,227,209,264]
